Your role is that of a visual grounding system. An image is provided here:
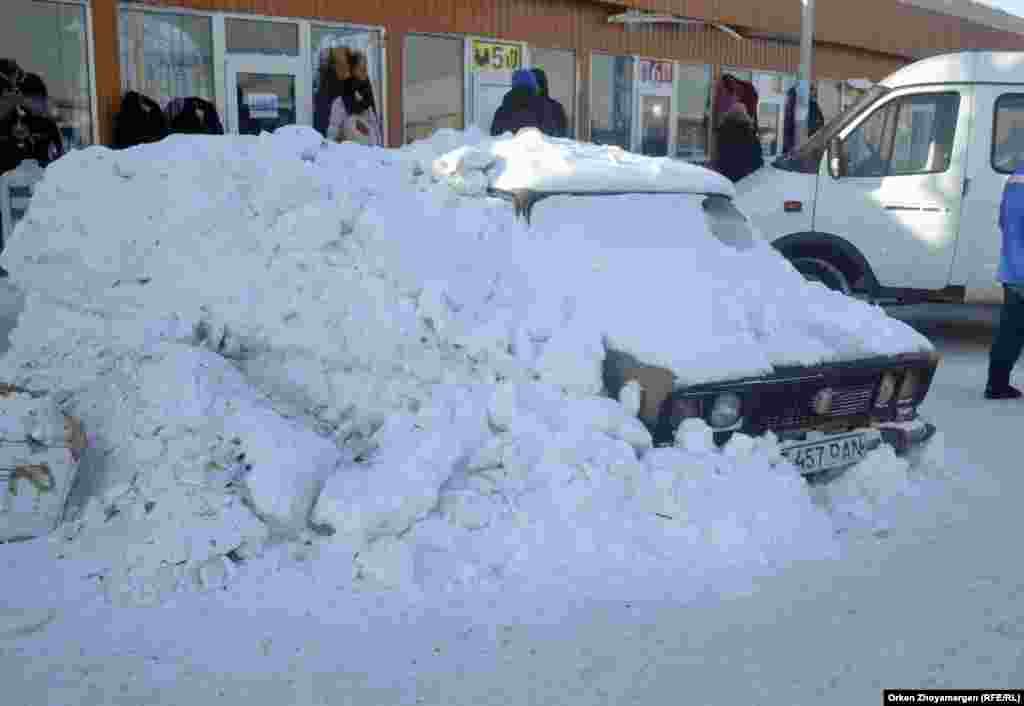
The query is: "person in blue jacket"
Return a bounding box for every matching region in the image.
[986,164,1024,399]
[490,69,544,137]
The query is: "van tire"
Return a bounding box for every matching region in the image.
[791,257,853,295]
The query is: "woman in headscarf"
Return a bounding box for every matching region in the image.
[326,49,383,146]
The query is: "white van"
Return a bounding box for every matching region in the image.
[735,50,1024,304]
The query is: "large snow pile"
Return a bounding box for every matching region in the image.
[0,127,936,602]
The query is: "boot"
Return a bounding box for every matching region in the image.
[985,361,1022,400]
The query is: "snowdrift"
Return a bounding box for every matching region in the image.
[0,127,938,602]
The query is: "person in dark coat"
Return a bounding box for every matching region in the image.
[715,100,763,182]
[490,69,544,137]
[531,67,569,138]
[0,102,63,174]
[113,91,168,149]
[166,96,224,135]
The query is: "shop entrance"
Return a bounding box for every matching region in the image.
[634,58,675,156]
[464,37,529,133]
[226,54,309,135]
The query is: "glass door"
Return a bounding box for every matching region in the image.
[226,54,308,135]
[634,58,674,156]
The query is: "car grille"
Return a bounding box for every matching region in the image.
[759,383,875,431]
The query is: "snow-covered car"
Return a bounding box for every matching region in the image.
[481,130,940,477]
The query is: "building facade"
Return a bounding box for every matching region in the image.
[6,0,1024,164]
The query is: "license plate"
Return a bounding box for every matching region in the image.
[780,431,875,475]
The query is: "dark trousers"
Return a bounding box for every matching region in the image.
[989,284,1024,387]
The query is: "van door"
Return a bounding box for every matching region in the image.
[954,86,1024,294]
[813,87,970,290]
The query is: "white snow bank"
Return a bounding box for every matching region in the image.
[0,128,937,600]
[484,126,737,197]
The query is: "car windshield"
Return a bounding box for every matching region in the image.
[773,84,891,174]
[516,191,757,252]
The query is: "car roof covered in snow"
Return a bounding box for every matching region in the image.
[432,128,736,199]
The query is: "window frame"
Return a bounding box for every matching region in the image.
[7,0,99,147]
[673,62,712,164]
[530,45,579,139]
[991,92,1024,175]
[588,51,636,151]
[401,32,466,145]
[840,90,961,178]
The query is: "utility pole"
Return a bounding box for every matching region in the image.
[796,0,815,147]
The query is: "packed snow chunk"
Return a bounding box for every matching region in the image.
[312,388,491,548]
[559,397,652,452]
[675,418,716,455]
[130,344,345,532]
[483,127,737,197]
[636,441,835,567]
[812,444,915,528]
[232,400,345,532]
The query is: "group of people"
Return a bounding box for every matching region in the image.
[489,68,569,138]
[712,73,825,183]
[314,46,383,147]
[0,58,64,175]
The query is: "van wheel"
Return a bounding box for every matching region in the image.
[791,257,852,295]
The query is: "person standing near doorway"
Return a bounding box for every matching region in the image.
[490,69,543,137]
[985,164,1024,400]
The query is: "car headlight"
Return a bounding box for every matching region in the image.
[709,392,742,428]
[898,370,918,402]
[876,372,898,407]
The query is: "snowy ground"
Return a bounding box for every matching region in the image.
[1,289,1019,704]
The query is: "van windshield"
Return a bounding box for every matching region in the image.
[773,84,891,174]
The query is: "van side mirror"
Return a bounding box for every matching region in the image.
[828,138,845,179]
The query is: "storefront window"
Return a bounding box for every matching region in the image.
[531,47,575,138]
[590,53,634,150]
[403,34,464,144]
[675,64,711,163]
[120,9,214,110]
[3,0,94,152]
[756,71,793,158]
[311,25,384,142]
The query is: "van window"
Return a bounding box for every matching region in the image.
[842,92,960,178]
[773,84,890,174]
[992,94,1024,174]
[845,104,893,177]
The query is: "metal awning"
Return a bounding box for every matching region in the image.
[607,9,745,40]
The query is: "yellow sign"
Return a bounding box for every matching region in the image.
[471,39,523,72]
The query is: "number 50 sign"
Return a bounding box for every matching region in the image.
[471,39,523,72]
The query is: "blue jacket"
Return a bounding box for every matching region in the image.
[999,166,1024,285]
